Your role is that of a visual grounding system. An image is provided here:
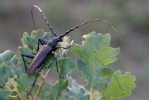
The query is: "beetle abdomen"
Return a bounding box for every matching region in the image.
[27,45,52,74]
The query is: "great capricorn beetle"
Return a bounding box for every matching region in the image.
[21,5,124,94]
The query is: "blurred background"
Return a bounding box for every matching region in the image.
[0,0,149,100]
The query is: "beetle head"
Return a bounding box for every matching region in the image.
[47,37,63,47]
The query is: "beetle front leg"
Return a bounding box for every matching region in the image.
[37,39,47,52]
[37,33,48,52]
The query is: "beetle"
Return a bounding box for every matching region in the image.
[21,5,124,94]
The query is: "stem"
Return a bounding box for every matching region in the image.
[13,90,24,100]
[0,78,11,91]
[9,96,17,98]
[5,69,24,100]
[33,69,50,100]
[96,96,102,100]
[28,95,33,100]
[33,78,44,100]
[90,88,93,100]
[5,70,16,88]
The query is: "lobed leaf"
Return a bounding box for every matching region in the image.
[101,70,136,100]
[0,50,15,64]
[64,76,90,100]
[14,74,36,92]
[77,59,114,89]
[60,57,75,76]
[71,32,119,89]
[21,29,51,50]
[0,50,16,100]
[34,79,68,100]
[0,63,8,87]
[48,79,68,100]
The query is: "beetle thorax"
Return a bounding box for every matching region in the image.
[47,37,63,47]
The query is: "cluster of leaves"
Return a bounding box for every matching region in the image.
[0,29,136,100]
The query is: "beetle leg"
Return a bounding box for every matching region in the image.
[27,63,45,95]
[53,54,65,78]
[53,45,71,51]
[37,39,47,52]
[27,72,38,95]
[37,63,45,72]
[55,45,71,50]
[21,54,34,71]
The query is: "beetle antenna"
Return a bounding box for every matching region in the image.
[31,7,36,29]
[31,5,57,37]
[60,19,124,55]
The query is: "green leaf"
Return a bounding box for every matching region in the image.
[0,87,9,100]
[60,57,75,76]
[21,79,68,100]
[18,46,32,55]
[31,29,51,40]
[37,79,68,100]
[77,59,114,89]
[21,29,51,53]
[71,32,118,89]
[33,82,51,100]
[18,46,33,66]
[72,32,119,67]
[64,76,90,100]
[5,65,16,78]
[14,57,27,76]
[14,74,36,91]
[0,63,8,87]
[0,50,18,100]
[49,79,68,100]
[102,70,136,100]
[22,32,29,47]
[0,50,15,64]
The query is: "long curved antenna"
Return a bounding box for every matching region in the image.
[31,7,36,29]
[31,5,57,37]
[60,19,124,55]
